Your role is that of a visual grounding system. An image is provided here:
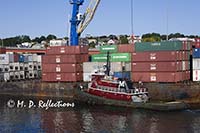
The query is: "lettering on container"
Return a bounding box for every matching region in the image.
[60,48,65,53]
[150,53,156,60]
[150,76,156,81]
[56,75,61,80]
[102,47,115,50]
[150,64,156,70]
[112,55,127,59]
[151,43,161,46]
[56,66,61,72]
[94,57,107,59]
[56,57,61,63]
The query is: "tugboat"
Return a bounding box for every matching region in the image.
[79,52,149,103]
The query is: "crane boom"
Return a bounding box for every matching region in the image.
[77,0,101,35]
[69,0,100,46]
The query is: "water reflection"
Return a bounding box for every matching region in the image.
[0,97,200,133]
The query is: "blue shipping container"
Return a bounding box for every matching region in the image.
[113,72,131,80]
[19,55,25,62]
[193,48,200,58]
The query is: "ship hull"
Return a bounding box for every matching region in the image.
[74,88,189,111]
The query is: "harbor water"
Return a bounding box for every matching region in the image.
[0,95,200,133]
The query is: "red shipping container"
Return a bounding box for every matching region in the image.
[42,72,83,82]
[132,51,182,62]
[88,49,100,56]
[194,42,200,48]
[118,44,135,53]
[14,53,19,62]
[131,72,186,82]
[81,54,89,62]
[131,62,182,72]
[46,46,88,55]
[42,64,83,73]
[0,47,6,54]
[195,38,200,42]
[42,55,82,64]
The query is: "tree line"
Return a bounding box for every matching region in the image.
[0,34,57,47]
[0,33,199,47]
[142,33,199,42]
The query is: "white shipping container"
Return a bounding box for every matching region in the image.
[32,54,42,62]
[37,55,42,62]
[193,59,200,70]
[28,55,33,62]
[0,54,14,64]
[24,54,33,62]
[193,70,200,81]
[83,62,131,73]
[3,72,10,81]
[32,54,38,62]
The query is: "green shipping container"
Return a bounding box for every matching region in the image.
[92,54,108,62]
[100,45,118,53]
[135,41,184,52]
[111,53,131,62]
[92,53,131,62]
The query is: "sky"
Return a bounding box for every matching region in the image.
[0,0,199,39]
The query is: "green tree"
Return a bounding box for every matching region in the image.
[89,41,96,48]
[47,34,57,41]
[142,33,161,42]
[38,36,46,43]
[32,37,40,43]
[119,35,128,44]
[168,33,185,39]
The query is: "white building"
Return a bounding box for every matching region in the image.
[49,39,67,46]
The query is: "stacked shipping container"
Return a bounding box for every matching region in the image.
[193,38,200,48]
[0,47,6,54]
[132,41,191,82]
[0,53,42,82]
[192,48,200,81]
[83,44,133,81]
[42,46,88,82]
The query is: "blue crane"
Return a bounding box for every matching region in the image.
[69,0,100,46]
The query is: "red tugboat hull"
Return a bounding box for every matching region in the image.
[87,88,132,101]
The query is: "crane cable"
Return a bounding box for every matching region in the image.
[130,0,134,43]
